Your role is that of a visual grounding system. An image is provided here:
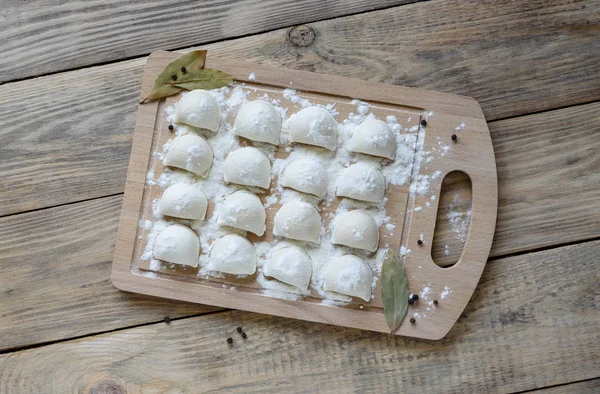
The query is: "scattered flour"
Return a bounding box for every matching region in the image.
[141,83,455,309]
[441,286,453,300]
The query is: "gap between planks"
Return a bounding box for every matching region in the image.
[0,0,426,84]
[0,233,595,356]
[0,239,597,392]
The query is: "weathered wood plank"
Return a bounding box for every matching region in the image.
[0,61,141,217]
[1,240,598,393]
[204,0,600,121]
[529,379,600,393]
[0,0,416,82]
[0,195,220,352]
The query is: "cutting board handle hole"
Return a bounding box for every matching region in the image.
[431,171,472,268]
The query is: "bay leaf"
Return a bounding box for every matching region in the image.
[381,248,409,337]
[170,69,234,90]
[140,50,207,103]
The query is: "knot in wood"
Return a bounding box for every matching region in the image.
[89,379,126,394]
[288,25,316,47]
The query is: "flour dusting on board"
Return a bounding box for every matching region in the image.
[140,81,463,310]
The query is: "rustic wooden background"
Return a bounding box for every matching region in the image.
[0,0,598,392]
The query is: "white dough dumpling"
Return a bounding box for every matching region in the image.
[322,255,373,301]
[217,190,266,236]
[158,183,208,220]
[263,246,312,290]
[289,106,338,151]
[273,201,321,243]
[281,158,328,198]
[163,134,213,177]
[348,119,397,160]
[224,147,271,189]
[208,234,256,275]
[153,224,199,267]
[174,90,221,131]
[331,210,379,252]
[233,100,281,145]
[336,162,385,203]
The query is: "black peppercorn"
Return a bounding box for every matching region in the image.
[433,299,438,305]
[171,75,177,81]
[164,316,171,324]
[420,119,427,127]
[227,337,233,344]
[408,298,414,305]
[412,294,419,302]
[181,66,187,73]
[410,318,416,324]
[168,124,174,131]
[451,134,457,141]
[417,239,423,246]
[241,332,247,339]
[236,327,242,333]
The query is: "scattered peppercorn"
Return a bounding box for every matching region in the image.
[420,119,427,127]
[412,294,419,302]
[227,337,233,344]
[181,66,187,73]
[236,327,242,333]
[433,300,439,305]
[168,124,174,131]
[417,239,423,246]
[241,332,247,339]
[451,134,457,141]
[408,298,414,305]
[171,75,177,81]
[410,318,416,324]
[164,316,171,324]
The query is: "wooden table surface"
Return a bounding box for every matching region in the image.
[1,1,598,392]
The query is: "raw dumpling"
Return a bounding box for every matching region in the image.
[273,201,321,243]
[163,134,213,177]
[263,246,312,290]
[208,234,256,275]
[289,106,338,151]
[153,224,199,267]
[348,119,397,160]
[336,162,385,203]
[322,255,372,301]
[224,147,271,189]
[158,183,208,220]
[281,158,328,198]
[331,210,379,252]
[217,190,266,236]
[174,90,221,131]
[233,100,281,145]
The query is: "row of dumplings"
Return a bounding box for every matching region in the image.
[164,139,387,203]
[154,225,373,301]
[175,90,398,158]
[156,186,380,253]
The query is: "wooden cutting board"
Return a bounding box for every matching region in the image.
[111,50,497,340]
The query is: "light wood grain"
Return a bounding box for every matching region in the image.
[0,61,142,217]
[111,52,497,340]
[530,379,600,393]
[0,195,220,352]
[0,0,417,82]
[2,240,598,393]
[203,0,600,120]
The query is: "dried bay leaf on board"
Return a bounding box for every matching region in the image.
[381,248,409,337]
[140,50,208,103]
[171,69,235,91]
